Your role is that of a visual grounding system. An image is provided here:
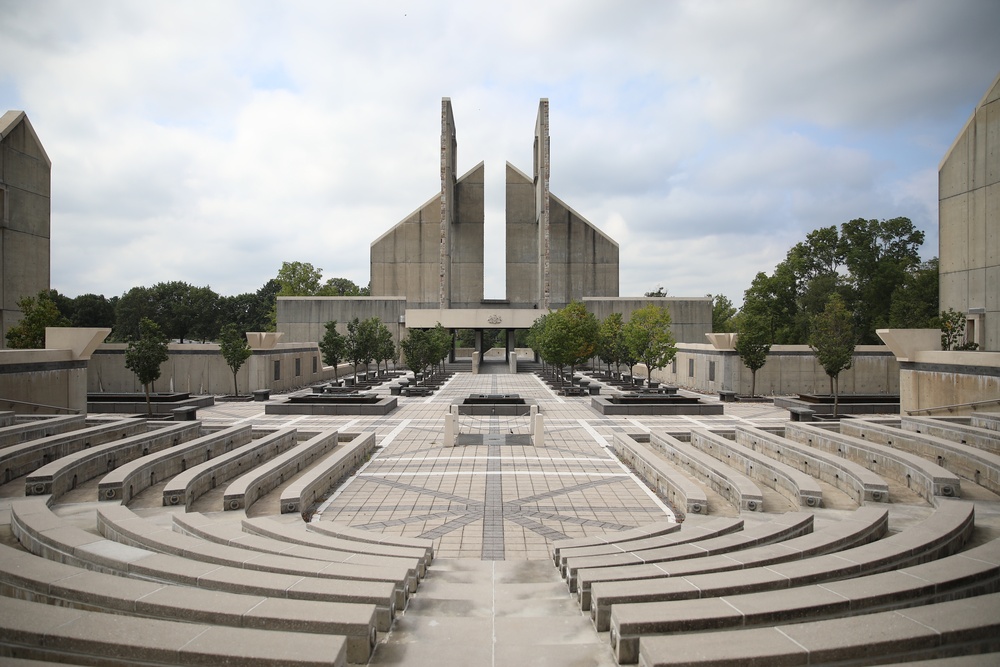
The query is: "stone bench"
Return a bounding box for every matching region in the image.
[9,496,401,631]
[784,422,962,504]
[243,515,431,576]
[280,431,377,515]
[648,431,764,512]
[309,520,435,561]
[570,512,814,608]
[557,516,742,579]
[0,418,147,485]
[689,428,824,508]
[24,421,202,500]
[590,501,969,632]
[788,406,815,421]
[174,511,426,579]
[561,386,588,397]
[0,414,85,449]
[96,503,418,596]
[98,424,252,503]
[635,592,1000,667]
[0,410,15,427]
[223,429,340,511]
[718,389,737,402]
[610,533,1000,663]
[252,388,271,402]
[611,432,709,517]
[0,540,377,663]
[904,415,1000,455]
[161,428,297,510]
[735,424,890,504]
[842,419,1000,495]
[971,412,1000,433]
[402,385,432,397]
[0,595,350,667]
[171,405,199,420]
[551,520,683,568]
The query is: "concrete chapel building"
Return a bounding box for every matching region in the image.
[278,99,712,353]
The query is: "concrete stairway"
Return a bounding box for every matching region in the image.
[369,559,615,667]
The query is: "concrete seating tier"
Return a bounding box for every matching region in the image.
[0,541,379,663]
[1,418,147,485]
[223,428,341,511]
[0,593,349,667]
[556,517,742,578]
[971,412,1000,433]
[734,424,890,503]
[24,421,202,500]
[279,431,376,515]
[689,428,824,508]
[611,432,709,516]
[9,497,401,630]
[589,501,968,632]
[0,414,85,449]
[96,503,419,595]
[550,520,682,567]
[161,427,297,510]
[308,520,435,561]
[784,422,962,504]
[842,418,1000,495]
[903,415,1000,455]
[572,512,815,609]
[635,592,1000,667]
[647,431,765,512]
[173,511,426,579]
[243,515,431,574]
[98,424,252,503]
[610,534,1000,663]
[0,410,15,427]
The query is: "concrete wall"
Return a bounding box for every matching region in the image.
[629,343,899,396]
[939,71,1000,351]
[505,163,538,306]
[88,341,338,395]
[1,111,51,348]
[0,349,86,414]
[584,298,712,345]
[277,296,406,347]
[898,351,1000,415]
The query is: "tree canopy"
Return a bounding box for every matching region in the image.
[219,324,252,396]
[734,312,771,397]
[5,290,69,349]
[809,293,856,415]
[319,320,347,380]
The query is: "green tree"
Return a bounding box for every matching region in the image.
[125,318,170,415]
[644,285,668,297]
[114,286,155,342]
[597,312,625,375]
[346,317,382,377]
[219,324,252,397]
[939,308,978,351]
[734,312,772,397]
[5,290,70,349]
[374,320,396,374]
[319,277,365,296]
[400,327,440,384]
[623,304,677,386]
[539,302,599,388]
[809,294,856,416]
[319,320,347,381]
[711,294,737,333]
[888,258,940,329]
[276,261,324,296]
[69,293,116,328]
[840,217,925,343]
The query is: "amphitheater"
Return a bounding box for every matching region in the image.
[1,365,998,667]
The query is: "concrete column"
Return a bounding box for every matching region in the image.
[472,351,480,375]
[509,351,518,374]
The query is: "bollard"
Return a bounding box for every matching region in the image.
[444,413,457,447]
[532,413,545,447]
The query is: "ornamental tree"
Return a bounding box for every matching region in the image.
[734,312,772,397]
[809,294,856,417]
[219,324,252,397]
[319,320,347,381]
[623,304,677,386]
[125,318,170,416]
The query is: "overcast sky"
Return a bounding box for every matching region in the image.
[3,1,998,306]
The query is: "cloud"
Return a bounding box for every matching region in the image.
[2,0,998,309]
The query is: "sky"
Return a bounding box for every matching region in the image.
[2,1,998,307]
